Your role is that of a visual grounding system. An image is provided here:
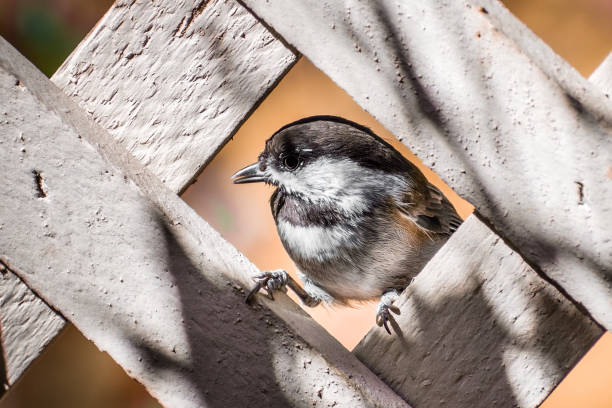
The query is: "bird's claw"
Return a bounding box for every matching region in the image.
[376,304,400,334]
[245,269,288,303]
[376,290,401,335]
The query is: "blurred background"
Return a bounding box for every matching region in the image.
[0,0,611,407]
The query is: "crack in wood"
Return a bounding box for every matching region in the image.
[174,0,212,38]
[575,181,584,205]
[31,170,47,198]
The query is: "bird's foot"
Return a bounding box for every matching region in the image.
[376,289,401,335]
[245,269,288,303]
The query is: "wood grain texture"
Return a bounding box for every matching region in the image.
[0,264,65,393]
[53,0,296,194]
[241,0,612,330]
[0,37,407,408]
[353,215,603,408]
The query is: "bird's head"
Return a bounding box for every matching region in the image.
[231,116,420,212]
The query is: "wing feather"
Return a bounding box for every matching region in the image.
[395,183,462,236]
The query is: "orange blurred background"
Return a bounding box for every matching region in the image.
[1,0,611,407]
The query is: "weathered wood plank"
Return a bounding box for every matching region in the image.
[0,264,65,392]
[240,0,612,330]
[0,37,407,408]
[0,0,297,394]
[353,215,603,408]
[53,0,296,194]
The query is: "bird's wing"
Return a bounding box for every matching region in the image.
[395,182,463,236]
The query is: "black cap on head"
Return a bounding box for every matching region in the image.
[263,116,415,175]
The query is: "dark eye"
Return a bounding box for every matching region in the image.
[283,154,300,170]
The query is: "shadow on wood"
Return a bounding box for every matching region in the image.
[116,220,294,407]
[354,215,602,408]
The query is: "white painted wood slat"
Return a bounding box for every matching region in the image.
[241,0,612,330]
[1,0,297,394]
[0,37,407,408]
[53,0,297,194]
[353,215,603,408]
[0,264,65,391]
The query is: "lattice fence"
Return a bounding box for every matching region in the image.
[1,0,610,407]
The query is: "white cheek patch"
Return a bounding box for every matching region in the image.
[266,164,301,195]
[266,157,390,215]
[277,220,355,261]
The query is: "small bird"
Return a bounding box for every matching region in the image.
[232,116,462,333]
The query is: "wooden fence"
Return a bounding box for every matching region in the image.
[1,0,610,406]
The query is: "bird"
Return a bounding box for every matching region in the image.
[232,116,462,334]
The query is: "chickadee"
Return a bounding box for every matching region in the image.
[232,116,462,333]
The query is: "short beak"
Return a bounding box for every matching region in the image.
[231,162,266,184]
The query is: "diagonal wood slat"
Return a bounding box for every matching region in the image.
[0,0,296,395]
[0,264,65,392]
[53,0,296,194]
[353,215,603,408]
[0,37,407,408]
[240,0,612,330]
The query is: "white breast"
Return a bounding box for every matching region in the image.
[276,220,355,262]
